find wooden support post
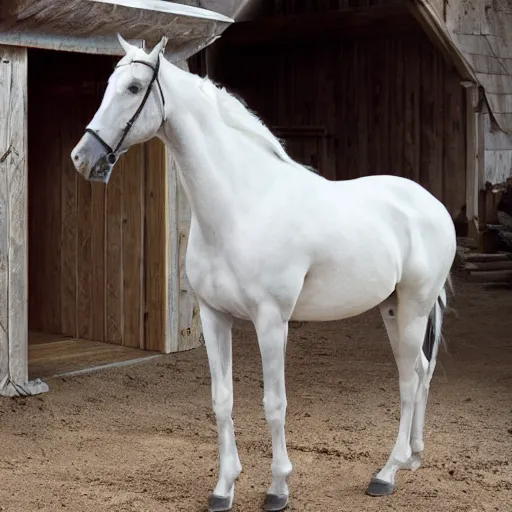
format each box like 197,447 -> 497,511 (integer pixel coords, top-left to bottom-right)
164,59 -> 202,354
464,84 -> 482,238
0,45 -> 48,396
475,92 -> 487,249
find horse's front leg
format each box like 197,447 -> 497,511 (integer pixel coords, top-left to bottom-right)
199,301 -> 241,512
255,307 -> 292,512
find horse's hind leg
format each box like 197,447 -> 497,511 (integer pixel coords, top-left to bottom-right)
367,292 -> 430,496
409,351 -> 429,463
376,294 -> 428,470
199,301 -> 241,512
410,287 -> 446,461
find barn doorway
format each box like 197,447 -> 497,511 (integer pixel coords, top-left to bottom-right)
27,49 -> 168,379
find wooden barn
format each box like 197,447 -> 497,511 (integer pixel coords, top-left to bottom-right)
0,0 -> 234,396
3,0 -> 512,396
190,0 -> 512,249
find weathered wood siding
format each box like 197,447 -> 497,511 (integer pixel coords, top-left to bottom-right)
483,105 -> 512,186
0,45 -> 29,390
27,50 -> 167,351
422,0 -> 512,135
211,29 -> 466,217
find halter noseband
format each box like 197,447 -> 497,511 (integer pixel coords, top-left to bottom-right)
85,56 -> 165,165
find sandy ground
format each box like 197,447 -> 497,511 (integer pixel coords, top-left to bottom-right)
0,276 -> 511,512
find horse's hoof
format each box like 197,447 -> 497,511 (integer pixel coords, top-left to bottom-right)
208,494 -> 233,512
404,453 -> 422,472
263,493 -> 289,511
366,477 -> 395,497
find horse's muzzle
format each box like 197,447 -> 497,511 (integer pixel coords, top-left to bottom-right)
71,131 -> 116,184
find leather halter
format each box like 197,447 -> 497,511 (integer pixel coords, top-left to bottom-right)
85,56 -> 165,165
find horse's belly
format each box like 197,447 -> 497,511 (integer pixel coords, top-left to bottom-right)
291,268 -> 396,322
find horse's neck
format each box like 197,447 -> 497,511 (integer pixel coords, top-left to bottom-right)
160,111 -> 234,231
157,62 -> 274,238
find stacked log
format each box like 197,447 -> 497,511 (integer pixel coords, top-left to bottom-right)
462,252 -> 512,284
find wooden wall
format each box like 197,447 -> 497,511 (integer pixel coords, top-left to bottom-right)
242,0 -> 394,17
27,49 -> 167,351
483,104 -> 512,186
271,0 -> 394,15
205,9 -> 467,218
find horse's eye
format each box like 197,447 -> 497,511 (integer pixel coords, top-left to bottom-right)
128,85 -> 140,94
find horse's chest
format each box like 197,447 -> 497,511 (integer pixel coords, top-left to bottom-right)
186,248 -> 249,317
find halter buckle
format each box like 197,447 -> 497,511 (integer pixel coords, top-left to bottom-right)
106,152 -> 118,165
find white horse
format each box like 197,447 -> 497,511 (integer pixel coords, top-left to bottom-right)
71,35 -> 456,512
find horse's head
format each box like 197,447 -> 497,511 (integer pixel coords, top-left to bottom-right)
71,34 -> 168,182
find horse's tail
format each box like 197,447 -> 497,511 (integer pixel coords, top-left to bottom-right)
422,275 -> 452,386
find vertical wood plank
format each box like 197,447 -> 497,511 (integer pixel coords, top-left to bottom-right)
404,35 -> 420,183
105,154 -> 123,345
369,38 -> 385,176
28,90 -> 62,335
27,88 -> 44,333
465,87 -> 477,223
321,45 -> 337,180
91,182 -> 106,341
76,177 -> 93,340
334,40 -> 347,180
176,165 -> 202,352
389,37 -> 405,178
121,145 -> 145,349
356,39 -> 369,177
144,138 -> 167,352
60,95 -> 78,337
345,40 -> 359,179
443,68 -> 466,217
0,46 -> 29,389
420,38 -> 443,200
167,147 -> 179,354
0,53 -> 11,388
380,38 -> 391,175
6,47 -> 28,384
44,107 -> 62,335
476,107 -> 486,231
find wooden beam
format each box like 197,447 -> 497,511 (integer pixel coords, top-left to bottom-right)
476,94 -> 486,233
0,45 -> 48,396
467,269 -> 512,283
465,260 -> 512,271
221,4 -> 418,46
465,86 -> 479,224
0,31 -> 144,56
406,0 -> 475,82
465,252 -> 512,263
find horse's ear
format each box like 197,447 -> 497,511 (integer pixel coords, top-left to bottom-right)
117,33 -> 136,54
148,36 -> 168,62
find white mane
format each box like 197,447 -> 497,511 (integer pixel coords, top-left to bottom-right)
198,78 -> 314,172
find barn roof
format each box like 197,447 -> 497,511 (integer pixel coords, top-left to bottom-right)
419,0 -> 512,135
0,0 -> 235,59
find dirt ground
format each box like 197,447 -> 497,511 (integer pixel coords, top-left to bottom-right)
0,276 -> 511,512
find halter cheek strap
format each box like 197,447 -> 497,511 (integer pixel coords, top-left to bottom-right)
85,56 -> 165,165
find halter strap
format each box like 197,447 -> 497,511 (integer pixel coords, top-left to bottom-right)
85,56 -> 165,165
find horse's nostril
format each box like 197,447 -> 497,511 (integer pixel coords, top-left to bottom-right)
73,155 -> 79,161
